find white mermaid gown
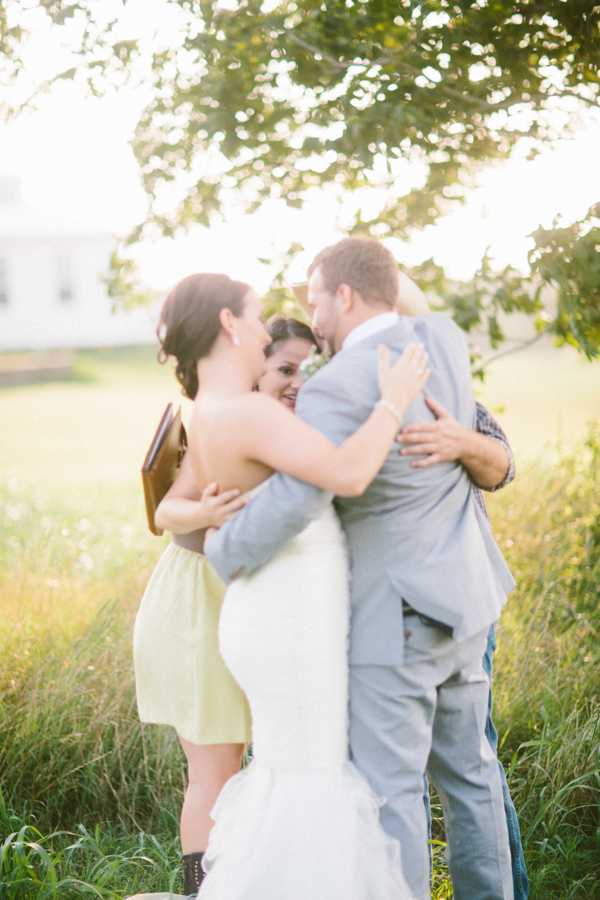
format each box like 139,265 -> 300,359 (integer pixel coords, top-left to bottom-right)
199,503 -> 412,900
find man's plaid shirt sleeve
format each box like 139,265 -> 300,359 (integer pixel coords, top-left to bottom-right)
472,402 -> 516,519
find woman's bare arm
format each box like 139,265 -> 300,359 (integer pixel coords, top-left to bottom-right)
230,344 -> 430,497
155,453 -> 249,533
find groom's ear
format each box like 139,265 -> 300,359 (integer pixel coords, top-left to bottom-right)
337,282 -> 354,315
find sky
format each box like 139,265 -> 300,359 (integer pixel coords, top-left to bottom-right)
1,3 -> 600,294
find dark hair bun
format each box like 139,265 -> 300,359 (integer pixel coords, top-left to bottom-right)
158,273 -> 250,399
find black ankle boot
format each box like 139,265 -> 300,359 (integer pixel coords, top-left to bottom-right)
182,851 -> 205,897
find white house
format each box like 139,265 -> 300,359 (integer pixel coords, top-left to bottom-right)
0,173 -> 158,351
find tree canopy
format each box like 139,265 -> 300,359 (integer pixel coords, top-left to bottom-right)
128,0 -> 600,241
408,203 -> 600,374
2,0 -> 600,365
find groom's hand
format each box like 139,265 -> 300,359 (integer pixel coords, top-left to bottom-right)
396,396 -> 468,467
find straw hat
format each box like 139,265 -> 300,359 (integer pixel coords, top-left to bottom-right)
289,282 -> 310,315
397,271 -> 430,316
289,272 -> 430,318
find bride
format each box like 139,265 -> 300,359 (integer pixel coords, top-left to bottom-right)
158,272 -> 428,900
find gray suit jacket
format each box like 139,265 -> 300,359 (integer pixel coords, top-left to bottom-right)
205,313 -> 515,665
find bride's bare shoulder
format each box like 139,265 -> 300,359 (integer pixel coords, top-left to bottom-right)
220,391 -> 276,409
202,391 -> 286,426
233,391 -> 287,423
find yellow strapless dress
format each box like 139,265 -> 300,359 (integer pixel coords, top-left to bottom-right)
133,542 -> 252,745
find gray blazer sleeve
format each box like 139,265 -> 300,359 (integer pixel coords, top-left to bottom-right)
204,367 -> 358,584
204,473 -> 332,584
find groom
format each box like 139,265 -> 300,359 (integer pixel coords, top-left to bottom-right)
206,237 -> 516,900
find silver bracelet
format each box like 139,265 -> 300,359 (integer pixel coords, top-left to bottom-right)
375,398 -> 403,427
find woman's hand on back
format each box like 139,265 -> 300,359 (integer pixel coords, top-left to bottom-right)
377,343 -> 430,423
155,485 -> 248,533
199,482 -> 250,527
154,452 -> 249,533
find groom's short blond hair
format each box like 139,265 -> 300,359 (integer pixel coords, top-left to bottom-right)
308,237 -> 399,310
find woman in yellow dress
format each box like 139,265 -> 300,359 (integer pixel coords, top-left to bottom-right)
133,293 -> 317,896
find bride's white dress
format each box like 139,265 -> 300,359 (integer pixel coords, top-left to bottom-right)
199,504 -> 412,900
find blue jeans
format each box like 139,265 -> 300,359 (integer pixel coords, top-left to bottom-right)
424,623 -> 529,899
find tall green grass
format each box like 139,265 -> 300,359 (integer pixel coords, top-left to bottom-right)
0,791 -> 182,899
0,483 -> 184,836
488,427 -> 600,898
1,430 -> 600,898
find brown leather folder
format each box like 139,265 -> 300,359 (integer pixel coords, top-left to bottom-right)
142,403 -> 187,536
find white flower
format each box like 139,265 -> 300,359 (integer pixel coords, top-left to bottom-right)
299,346 -> 331,381
78,552 -> 94,572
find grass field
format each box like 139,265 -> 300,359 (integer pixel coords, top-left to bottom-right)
0,346 -> 192,486
1,345 -> 600,898
474,339 -> 600,463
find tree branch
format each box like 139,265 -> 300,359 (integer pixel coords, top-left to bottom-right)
283,29 -> 349,69
556,89 -> 600,109
471,323 -> 555,377
281,28 -> 563,116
